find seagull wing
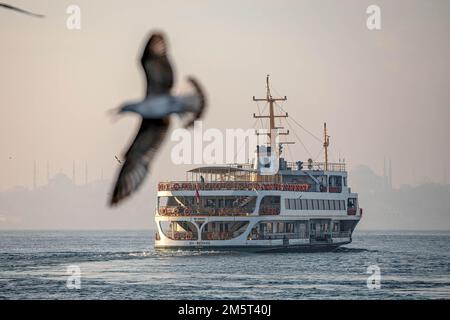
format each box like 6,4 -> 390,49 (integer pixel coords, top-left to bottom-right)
141,33 -> 174,96
0,3 -> 44,17
182,77 -> 207,128
110,118 -> 169,206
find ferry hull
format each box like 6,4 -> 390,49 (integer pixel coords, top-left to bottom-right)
154,239 -> 352,253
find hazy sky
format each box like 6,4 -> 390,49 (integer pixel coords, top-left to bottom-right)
1,0 -> 450,193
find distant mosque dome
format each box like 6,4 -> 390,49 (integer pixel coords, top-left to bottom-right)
48,173 -> 73,187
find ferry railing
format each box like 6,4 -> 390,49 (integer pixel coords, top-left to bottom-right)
163,231 -> 197,241
248,231 -> 351,241
250,232 -> 309,240
158,206 -> 252,217
158,181 -> 310,192
201,232 -> 234,241
258,206 -> 281,216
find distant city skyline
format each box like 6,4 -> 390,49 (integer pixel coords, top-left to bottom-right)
1,162 -> 448,230
10,154 -> 449,193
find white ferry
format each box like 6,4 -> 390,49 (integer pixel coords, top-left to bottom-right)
155,76 -> 362,252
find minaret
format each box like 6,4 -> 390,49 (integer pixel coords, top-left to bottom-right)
72,161 -> 76,184
46,161 -> 50,184
33,160 -> 37,189
388,158 -> 393,189
85,161 -> 88,185
383,157 -> 387,187
442,164 -> 447,185
444,164 -> 448,185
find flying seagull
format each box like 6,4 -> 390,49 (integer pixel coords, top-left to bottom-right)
110,32 -> 206,206
0,3 -> 45,18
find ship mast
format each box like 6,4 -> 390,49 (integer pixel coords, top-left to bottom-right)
253,75 -> 289,153
323,122 -> 330,171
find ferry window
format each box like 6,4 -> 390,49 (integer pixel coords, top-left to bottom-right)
158,196 -> 169,207
328,175 -> 343,187
301,199 -> 307,210
158,196 -> 182,207
343,177 -> 347,187
330,200 -> 335,210
159,221 -> 198,240
341,200 -> 346,210
348,198 -> 357,208
277,222 -> 283,233
286,199 -> 290,210
333,222 -> 340,232
324,200 -> 329,210
260,196 -> 281,215
289,199 -> 295,210
307,199 -> 313,210
261,196 -> 280,205
318,200 -> 324,210
286,223 -> 294,233
295,199 -> 301,210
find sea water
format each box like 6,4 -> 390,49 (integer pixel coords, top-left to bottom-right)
0,230 -> 448,299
